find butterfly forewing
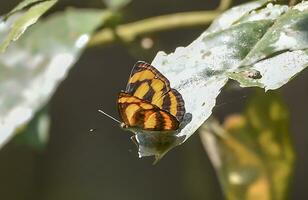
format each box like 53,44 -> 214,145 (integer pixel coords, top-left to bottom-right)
126,61 -> 170,100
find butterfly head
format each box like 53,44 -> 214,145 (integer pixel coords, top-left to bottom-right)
119,123 -> 143,133
120,122 -> 128,129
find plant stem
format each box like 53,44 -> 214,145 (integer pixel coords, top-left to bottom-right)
88,0 -> 232,47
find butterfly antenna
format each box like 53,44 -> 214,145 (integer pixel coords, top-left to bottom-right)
98,109 -> 121,124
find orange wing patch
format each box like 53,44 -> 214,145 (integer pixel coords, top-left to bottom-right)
118,93 -> 179,131
130,70 -> 155,83
118,61 -> 185,132
133,82 -> 150,99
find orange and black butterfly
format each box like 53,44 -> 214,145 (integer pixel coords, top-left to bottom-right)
117,61 -> 185,132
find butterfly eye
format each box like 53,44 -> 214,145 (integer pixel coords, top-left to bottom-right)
120,122 -> 128,129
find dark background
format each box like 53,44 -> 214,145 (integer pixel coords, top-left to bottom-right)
0,0 -> 307,199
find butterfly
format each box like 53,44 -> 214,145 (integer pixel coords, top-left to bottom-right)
117,61 -> 186,132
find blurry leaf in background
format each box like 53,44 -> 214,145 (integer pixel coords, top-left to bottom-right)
200,90 -> 295,200
13,105 -> 50,151
132,0 -> 307,160
0,0 -> 58,52
0,9 -> 108,149
4,0 -> 48,19
102,0 -> 131,10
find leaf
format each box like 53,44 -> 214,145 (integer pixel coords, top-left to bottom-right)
229,50 -> 308,90
0,0 -> 58,52
199,90 -> 295,200
206,0 -> 269,33
4,0 -> 45,19
13,106 -> 50,150
102,0 -> 131,10
0,9 -> 108,149
129,1 -> 307,160
229,1 -> 308,90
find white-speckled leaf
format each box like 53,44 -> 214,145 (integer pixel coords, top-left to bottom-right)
0,0 -> 57,52
242,2 -> 308,65
132,1 -> 308,160
207,0 -> 269,33
0,9 -> 107,148
229,1 -> 308,90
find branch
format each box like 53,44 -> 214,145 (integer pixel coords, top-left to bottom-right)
88,0 -> 232,47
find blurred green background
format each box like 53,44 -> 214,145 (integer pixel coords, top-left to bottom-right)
0,0 -> 308,200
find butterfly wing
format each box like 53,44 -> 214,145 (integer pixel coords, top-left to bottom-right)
142,109 -> 179,131
125,61 -> 170,101
118,92 -> 179,131
151,88 -> 185,122
125,61 -> 185,122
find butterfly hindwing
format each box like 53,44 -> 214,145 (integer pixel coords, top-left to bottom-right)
152,89 -> 186,122
143,110 -> 179,131
118,92 -> 179,131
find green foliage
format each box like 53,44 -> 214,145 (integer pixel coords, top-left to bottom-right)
0,0 -> 57,52
200,90 -> 295,200
0,0 -> 305,199
0,9 -> 107,149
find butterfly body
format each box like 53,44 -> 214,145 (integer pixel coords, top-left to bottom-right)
117,61 -> 185,133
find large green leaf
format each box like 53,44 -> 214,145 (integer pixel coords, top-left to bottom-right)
0,9 -> 107,148
129,1 -> 307,160
199,91 -> 295,200
0,0 -> 58,52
